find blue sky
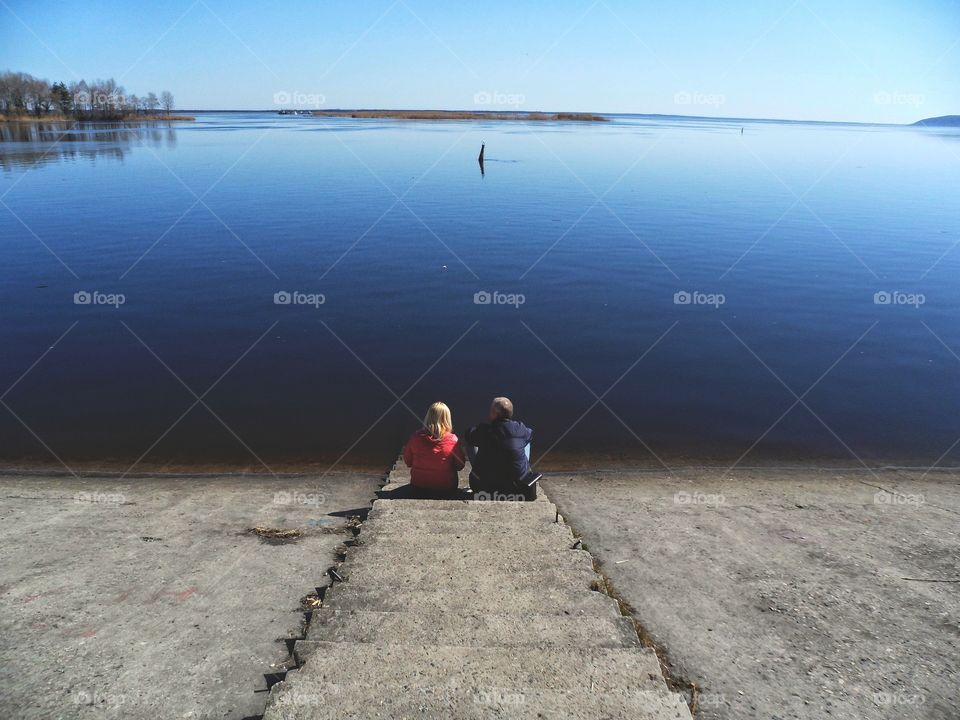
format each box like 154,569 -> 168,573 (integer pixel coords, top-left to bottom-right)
2,0 -> 958,122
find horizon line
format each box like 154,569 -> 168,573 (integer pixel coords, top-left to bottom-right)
171,108 -> 955,127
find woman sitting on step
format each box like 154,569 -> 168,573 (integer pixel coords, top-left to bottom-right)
402,401 -> 466,494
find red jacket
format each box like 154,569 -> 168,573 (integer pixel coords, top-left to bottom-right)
403,430 -> 465,491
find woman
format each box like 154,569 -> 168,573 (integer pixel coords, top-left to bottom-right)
403,401 -> 465,493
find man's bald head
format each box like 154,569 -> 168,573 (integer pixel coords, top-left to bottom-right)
491,396 -> 514,421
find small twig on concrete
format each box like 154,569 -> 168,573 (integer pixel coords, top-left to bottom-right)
901,577 -> 960,583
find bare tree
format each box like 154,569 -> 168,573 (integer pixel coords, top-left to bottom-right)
0,72 -> 15,114
0,69 -> 173,120
30,79 -> 53,115
1,72 -> 30,113
70,80 -> 89,113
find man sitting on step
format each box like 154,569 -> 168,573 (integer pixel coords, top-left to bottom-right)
466,396 -> 539,501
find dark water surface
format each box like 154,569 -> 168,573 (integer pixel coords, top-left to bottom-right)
1,113 -> 959,472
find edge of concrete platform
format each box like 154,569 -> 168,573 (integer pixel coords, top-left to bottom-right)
547,490 -> 699,712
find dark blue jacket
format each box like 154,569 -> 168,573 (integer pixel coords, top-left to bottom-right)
467,419 -> 532,491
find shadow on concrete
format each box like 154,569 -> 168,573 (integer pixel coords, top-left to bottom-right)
376,485 -> 474,502
329,507 -> 372,522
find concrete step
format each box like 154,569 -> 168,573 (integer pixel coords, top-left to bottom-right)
380,475 -> 410,492
357,519 -> 575,543
266,683 -> 691,720
363,512 -> 562,530
289,642 -> 668,693
380,481 -> 551,502
369,505 -> 558,519
354,525 -> 577,552
349,536 -> 579,557
389,458 -> 474,473
341,543 -> 597,575
298,609 -> 640,652
322,584 -> 619,616
362,513 -> 566,530
339,558 -> 598,588
263,455 -> 688,720
334,567 -> 597,597
371,497 -> 559,517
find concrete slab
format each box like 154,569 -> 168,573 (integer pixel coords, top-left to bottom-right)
265,684 -> 692,720
358,519 -> 575,542
322,585 -> 620,616
373,497 -> 553,511
544,469 -> 960,720
290,641 -> 667,692
0,473 -> 379,720
340,544 -> 598,575
301,609 -> 641,649
339,560 -> 598,588
365,511 -> 560,525
353,525 -> 577,550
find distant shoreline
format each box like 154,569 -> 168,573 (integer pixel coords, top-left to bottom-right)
134,109 -> 935,126
0,114 -> 195,123
310,110 -> 608,122
912,114 -> 960,127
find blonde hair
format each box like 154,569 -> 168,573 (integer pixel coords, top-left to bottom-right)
423,401 -> 453,439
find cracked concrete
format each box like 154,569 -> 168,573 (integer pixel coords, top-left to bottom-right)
543,467 -> 960,720
0,472 -> 378,719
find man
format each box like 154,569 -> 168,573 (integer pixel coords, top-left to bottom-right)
466,397 -> 537,500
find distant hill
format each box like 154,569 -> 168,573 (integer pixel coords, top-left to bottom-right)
913,115 -> 960,127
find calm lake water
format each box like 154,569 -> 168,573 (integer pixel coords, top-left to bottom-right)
1,113 -> 958,472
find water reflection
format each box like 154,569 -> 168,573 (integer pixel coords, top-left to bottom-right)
2,113 -> 959,469
0,121 -> 175,170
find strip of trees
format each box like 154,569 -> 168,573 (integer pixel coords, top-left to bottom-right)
0,71 -> 176,120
